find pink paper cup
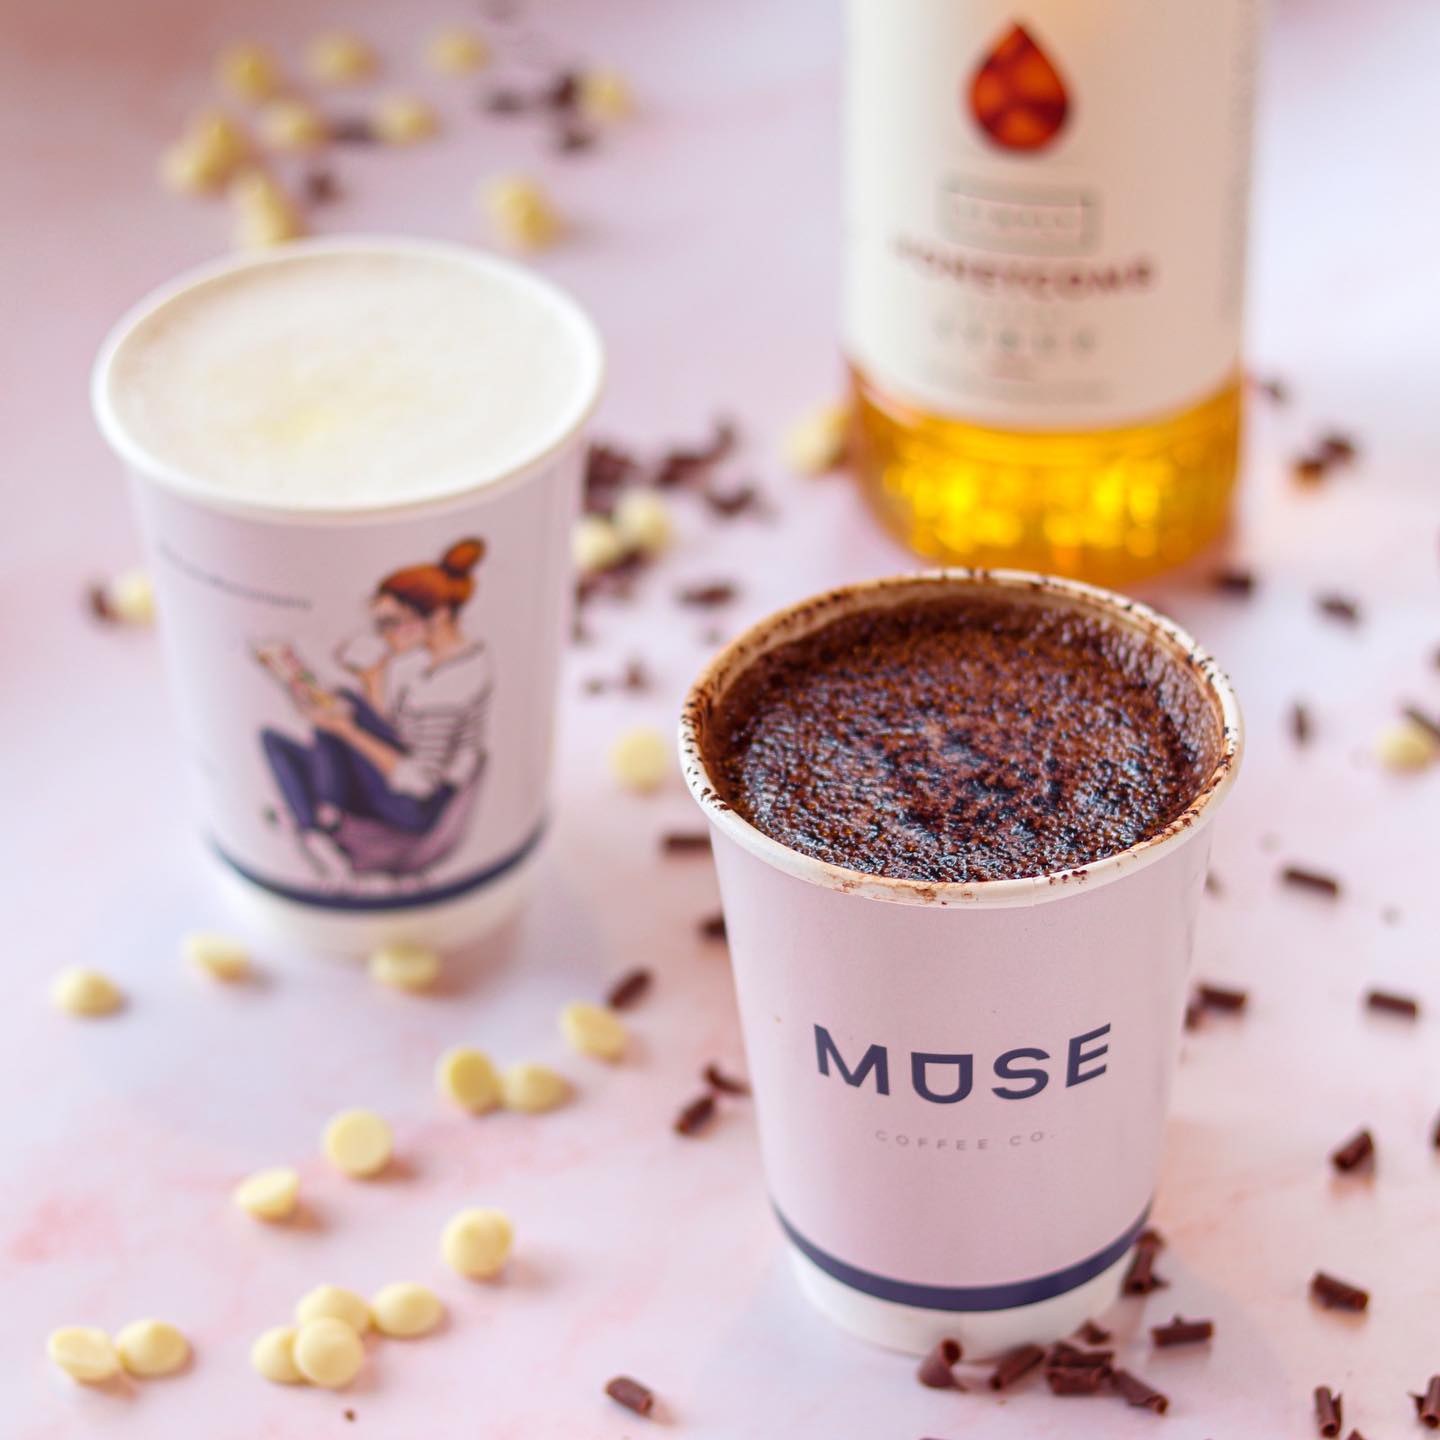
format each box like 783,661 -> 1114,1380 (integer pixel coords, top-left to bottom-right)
92,238 -> 603,952
680,570 -> 1242,1354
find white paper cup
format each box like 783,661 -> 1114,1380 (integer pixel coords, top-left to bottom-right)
93,238 -> 603,951
680,570 -> 1242,1354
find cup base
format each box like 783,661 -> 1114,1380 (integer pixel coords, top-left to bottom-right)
788,1245 -> 1127,1358
214,846 -> 539,954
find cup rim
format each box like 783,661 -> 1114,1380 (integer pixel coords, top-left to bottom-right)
90,235 -> 605,523
679,568 -> 1244,910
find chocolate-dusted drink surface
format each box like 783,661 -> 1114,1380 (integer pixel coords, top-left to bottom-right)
702,592 -> 1223,883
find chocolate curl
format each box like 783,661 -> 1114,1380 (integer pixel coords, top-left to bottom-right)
1122,1232 -> 1168,1296
605,1375 -> 655,1417
1197,983 -> 1248,1013
1282,865 -> 1342,898
661,831 -> 712,855
673,1093 -> 716,1137
1075,1319 -> 1111,1344
702,1062 -> 750,1096
1329,1129 -> 1375,1174
1314,1386 -> 1343,1437
1151,1314 -> 1214,1347
605,968 -> 652,1011
1046,1365 -> 1107,1395
1412,1376 -> 1440,1428
1309,1272 -> 1369,1312
916,1338 -> 963,1389
988,1343 -> 1045,1390
1111,1369 -> 1169,1414
1048,1341 -> 1114,1368
1365,989 -> 1420,1019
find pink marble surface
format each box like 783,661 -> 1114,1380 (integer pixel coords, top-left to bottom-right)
3,0 -> 1439,1435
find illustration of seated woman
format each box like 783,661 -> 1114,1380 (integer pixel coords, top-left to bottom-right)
259,538 -> 494,884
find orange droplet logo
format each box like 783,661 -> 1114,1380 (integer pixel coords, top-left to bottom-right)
968,23 -> 1069,152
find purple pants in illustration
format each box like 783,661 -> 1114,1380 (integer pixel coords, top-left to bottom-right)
262,691 -> 455,837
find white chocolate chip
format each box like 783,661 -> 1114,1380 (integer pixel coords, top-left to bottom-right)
1375,719 -> 1438,771
307,32 -> 376,85
613,489 -> 672,557
230,167 -> 305,247
184,931 -> 251,981
107,568 -> 156,625
250,1325 -> 303,1384
425,28 -> 491,74
322,1109 -> 393,1178
217,43 -> 282,102
233,1166 -> 300,1222
47,1326 -> 120,1384
441,1207 -> 513,1279
51,967 -> 123,1017
373,94 -> 440,145
608,727 -> 670,793
295,1284 -> 371,1336
482,175 -> 561,252
114,1319 -> 189,1378
292,1317 -> 364,1389
782,402 -> 851,475
370,1282 -> 444,1338
580,68 -> 633,123
259,98 -> 328,151
369,942 -> 441,991
559,1001 -> 628,1062
572,514 -> 628,574
500,1061 -> 569,1113
436,1046 -> 502,1113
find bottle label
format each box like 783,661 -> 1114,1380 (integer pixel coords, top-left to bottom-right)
844,0 -> 1259,430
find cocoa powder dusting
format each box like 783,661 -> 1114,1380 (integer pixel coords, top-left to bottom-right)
702,594 -> 1222,883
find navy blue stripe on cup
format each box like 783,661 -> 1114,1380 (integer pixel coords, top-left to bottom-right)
775,1203 -> 1151,1312
213,820 -> 545,913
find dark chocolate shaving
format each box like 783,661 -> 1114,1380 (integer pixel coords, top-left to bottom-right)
1329,1128 -> 1375,1173
1211,567 -> 1256,597
545,71 -> 580,110
583,441 -> 642,513
605,1375 -> 655,1417
1365,989 -> 1419,1019
1198,983 -> 1247,1013
1204,871 -> 1224,897
1151,1315 -> 1214,1347
653,418 -> 738,489
674,1093 -> 716,1136
1402,706 -> 1440,746
698,912 -> 726,942
703,482 -> 764,518
1183,998 -> 1204,1031
482,88 -> 531,115
1314,1385 -> 1343,1436
605,968 -> 652,1011
916,1337 -> 963,1389
1254,376 -> 1290,404
1413,1376 -> 1440,1427
303,169 -> 340,204
1294,453 -> 1328,484
1316,593 -> 1361,625
555,121 -> 595,153
988,1343 -> 1045,1390
1076,1319 -> 1111,1344
1291,702 -> 1312,745
677,581 -> 737,608
1111,1369 -> 1169,1414
702,1062 -> 749,1096
85,582 -> 116,623
330,117 -> 377,144
1319,433 -> 1357,464
661,831 -> 711,855
1282,866 -> 1341,898
1310,1271 -> 1368,1312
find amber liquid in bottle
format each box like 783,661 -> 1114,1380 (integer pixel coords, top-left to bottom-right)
844,3 -> 1258,583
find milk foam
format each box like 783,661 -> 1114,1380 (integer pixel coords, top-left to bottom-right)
103,244 -> 599,510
